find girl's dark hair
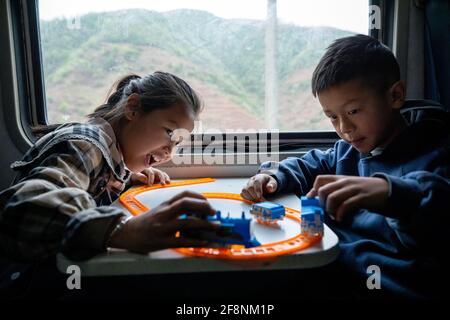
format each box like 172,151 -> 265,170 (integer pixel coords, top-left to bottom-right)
311,34 -> 400,97
87,71 -> 202,123
33,71 -> 202,138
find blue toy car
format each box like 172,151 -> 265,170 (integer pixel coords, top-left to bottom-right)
250,201 -> 285,225
300,196 -> 324,237
179,211 -> 260,248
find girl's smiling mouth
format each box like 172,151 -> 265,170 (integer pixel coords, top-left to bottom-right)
145,154 -> 159,167
145,153 -> 166,168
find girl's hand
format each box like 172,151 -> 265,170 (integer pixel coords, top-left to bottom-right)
131,168 -> 170,186
109,191 -> 219,252
306,175 -> 389,221
241,173 -> 278,202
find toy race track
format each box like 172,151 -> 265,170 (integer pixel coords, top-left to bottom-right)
119,178 -> 323,260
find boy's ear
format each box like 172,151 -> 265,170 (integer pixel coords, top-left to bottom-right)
389,80 -> 406,110
123,94 -> 142,121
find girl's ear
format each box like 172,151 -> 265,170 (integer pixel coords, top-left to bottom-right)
124,94 -> 141,121
389,80 -> 406,110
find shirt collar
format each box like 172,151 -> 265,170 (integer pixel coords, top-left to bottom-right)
368,146 -> 385,157
87,117 -> 131,179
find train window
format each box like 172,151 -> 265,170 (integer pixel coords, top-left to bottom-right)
38,0 -> 370,132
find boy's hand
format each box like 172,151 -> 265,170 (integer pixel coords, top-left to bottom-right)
306,175 -> 389,221
109,191 -> 219,252
131,168 -> 170,186
241,173 -> 278,202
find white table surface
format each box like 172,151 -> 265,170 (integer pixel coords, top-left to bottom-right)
57,178 -> 340,276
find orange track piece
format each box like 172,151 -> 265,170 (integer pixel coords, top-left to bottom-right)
119,179 -> 321,260
119,178 -> 216,215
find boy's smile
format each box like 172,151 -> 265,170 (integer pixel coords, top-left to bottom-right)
318,79 -> 407,154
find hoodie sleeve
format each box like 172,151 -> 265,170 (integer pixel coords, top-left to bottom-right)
258,143 -> 338,197
373,162 -> 450,249
0,139 -> 126,263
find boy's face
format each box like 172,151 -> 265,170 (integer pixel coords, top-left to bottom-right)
117,98 -> 195,173
318,79 -> 405,154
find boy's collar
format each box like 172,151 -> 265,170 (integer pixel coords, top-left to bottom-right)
366,146 -> 385,157
360,118 -> 447,159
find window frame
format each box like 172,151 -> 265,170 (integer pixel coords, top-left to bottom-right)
15,0 -> 390,157
3,0 -> 48,153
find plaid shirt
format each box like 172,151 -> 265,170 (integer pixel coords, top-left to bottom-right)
0,117 -> 131,262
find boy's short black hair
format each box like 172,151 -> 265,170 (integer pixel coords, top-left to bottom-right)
311,34 -> 400,97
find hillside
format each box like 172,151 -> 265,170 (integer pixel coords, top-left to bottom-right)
40,9 -> 353,131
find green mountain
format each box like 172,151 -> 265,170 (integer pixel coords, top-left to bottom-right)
39,9 -> 353,130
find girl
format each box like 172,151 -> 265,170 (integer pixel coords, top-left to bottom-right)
0,71 -> 217,263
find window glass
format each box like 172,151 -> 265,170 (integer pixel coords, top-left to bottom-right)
39,0 -> 369,131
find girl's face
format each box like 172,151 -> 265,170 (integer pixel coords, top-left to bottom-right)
116,97 -> 196,172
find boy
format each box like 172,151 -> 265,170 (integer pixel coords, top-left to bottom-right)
242,35 -> 450,298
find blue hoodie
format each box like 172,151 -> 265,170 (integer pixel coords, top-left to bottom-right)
259,102 -> 450,298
